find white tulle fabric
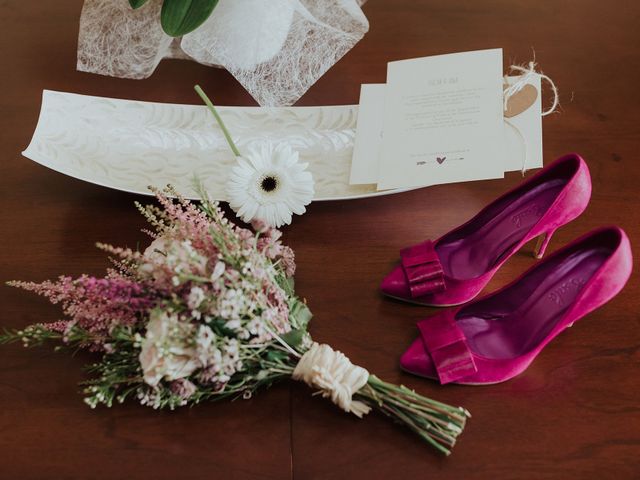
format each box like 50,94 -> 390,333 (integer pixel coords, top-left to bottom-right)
292,342 -> 371,418
77,0 -> 369,106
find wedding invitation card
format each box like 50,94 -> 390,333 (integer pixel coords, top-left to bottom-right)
350,49 -> 543,190
378,49 -> 505,190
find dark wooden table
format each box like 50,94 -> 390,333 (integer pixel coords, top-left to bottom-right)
1,1 -> 639,478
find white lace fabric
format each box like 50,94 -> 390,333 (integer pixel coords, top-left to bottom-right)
77,0 -> 369,106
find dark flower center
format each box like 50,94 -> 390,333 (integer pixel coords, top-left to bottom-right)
261,175 -> 278,193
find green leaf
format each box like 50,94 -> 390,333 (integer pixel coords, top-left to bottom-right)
161,0 -> 219,37
281,329 -> 306,349
266,350 -> 288,362
290,301 -> 313,329
129,0 -> 149,8
278,275 -> 295,296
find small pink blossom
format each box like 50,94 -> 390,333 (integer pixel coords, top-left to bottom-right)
10,275 -> 157,339
170,378 -> 197,400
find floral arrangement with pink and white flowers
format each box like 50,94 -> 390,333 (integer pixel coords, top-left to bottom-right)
2,185 -> 469,455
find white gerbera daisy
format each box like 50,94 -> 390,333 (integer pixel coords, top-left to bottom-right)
194,86 -> 314,227
226,141 -> 314,227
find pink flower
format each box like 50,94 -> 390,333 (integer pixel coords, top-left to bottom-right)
10,275 -> 157,339
139,310 -> 201,387
251,219 -> 270,234
170,379 -> 197,400
280,246 -> 296,277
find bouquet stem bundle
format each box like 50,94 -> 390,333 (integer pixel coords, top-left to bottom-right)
2,186 -> 468,455
359,376 -> 468,454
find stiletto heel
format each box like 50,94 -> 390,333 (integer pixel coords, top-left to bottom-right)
400,227 -> 633,385
533,229 -> 555,259
381,154 -> 592,307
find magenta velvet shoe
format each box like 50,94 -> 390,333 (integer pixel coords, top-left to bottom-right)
380,153 -> 592,307
400,226 -> 633,385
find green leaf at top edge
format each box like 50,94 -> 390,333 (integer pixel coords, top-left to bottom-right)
129,0 -> 150,9
161,0 -> 220,37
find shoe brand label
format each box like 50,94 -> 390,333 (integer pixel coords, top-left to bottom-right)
511,205 -> 542,228
548,277 -> 585,306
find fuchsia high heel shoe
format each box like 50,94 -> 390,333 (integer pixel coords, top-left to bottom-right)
380,154 -> 592,306
400,227 -> 632,385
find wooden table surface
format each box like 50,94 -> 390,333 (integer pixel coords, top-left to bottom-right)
1,1 -> 639,478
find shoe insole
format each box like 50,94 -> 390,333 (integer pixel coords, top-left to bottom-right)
456,247 -> 608,359
437,179 -> 565,279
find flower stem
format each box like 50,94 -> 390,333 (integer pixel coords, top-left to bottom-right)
356,375 -> 470,455
194,85 -> 241,157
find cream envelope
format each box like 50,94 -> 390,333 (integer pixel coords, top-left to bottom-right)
349,83 -> 385,185
503,74 -> 543,172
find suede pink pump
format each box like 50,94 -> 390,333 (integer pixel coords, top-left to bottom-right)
380,153 -> 592,307
400,226 -> 633,385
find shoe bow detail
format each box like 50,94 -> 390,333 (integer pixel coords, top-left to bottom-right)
417,311 -> 477,384
400,240 -> 445,298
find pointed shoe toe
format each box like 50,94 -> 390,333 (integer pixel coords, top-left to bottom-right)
400,337 -> 438,379
380,265 -> 411,299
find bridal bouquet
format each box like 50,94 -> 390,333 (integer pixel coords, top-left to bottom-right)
2,187 -> 469,455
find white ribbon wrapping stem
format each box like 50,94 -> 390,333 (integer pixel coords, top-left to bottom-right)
292,342 -> 371,418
